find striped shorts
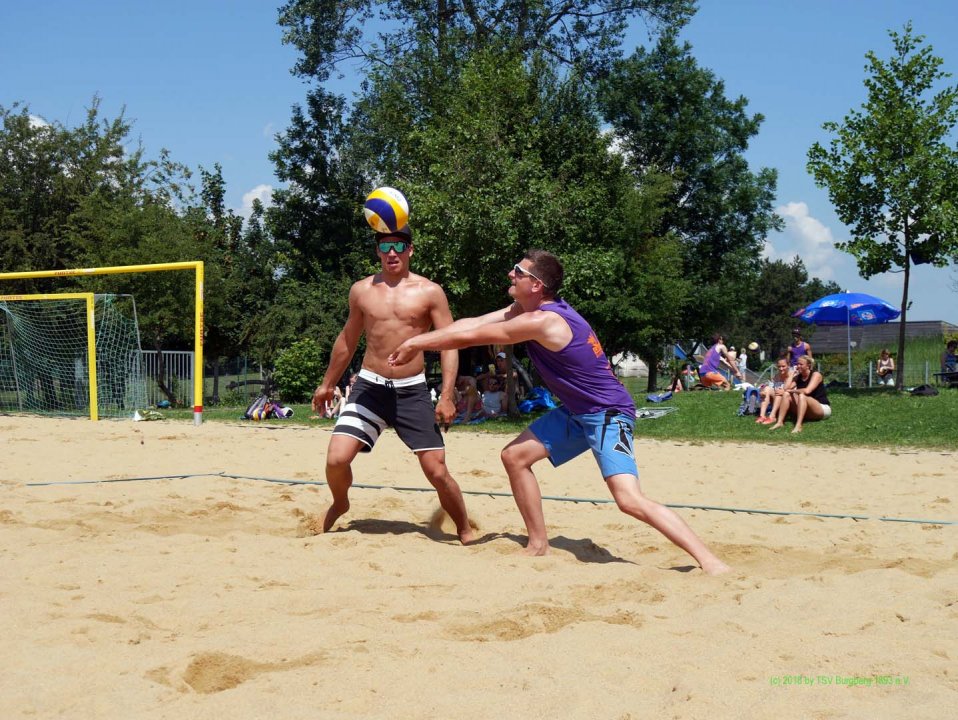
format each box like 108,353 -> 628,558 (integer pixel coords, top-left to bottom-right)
332,369 -> 443,453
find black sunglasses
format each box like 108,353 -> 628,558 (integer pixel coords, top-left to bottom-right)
378,240 -> 409,254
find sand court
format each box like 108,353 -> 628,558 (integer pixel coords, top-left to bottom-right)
1,416 -> 955,718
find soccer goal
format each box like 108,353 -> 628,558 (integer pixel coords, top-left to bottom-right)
0,293 -> 147,420
0,262 -> 205,424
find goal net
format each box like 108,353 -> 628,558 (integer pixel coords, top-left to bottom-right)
0,293 -> 147,419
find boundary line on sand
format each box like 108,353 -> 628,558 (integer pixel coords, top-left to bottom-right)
24,472 -> 958,526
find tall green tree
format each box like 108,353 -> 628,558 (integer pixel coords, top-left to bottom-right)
267,88 -> 367,285
352,40 -> 695,395
356,48 -> 634,312
726,258 -> 841,365
278,0 -> 692,82
597,30 -> 781,375
807,23 -> 958,389
0,99 -> 157,280
271,2 -> 693,378
0,98 -> 277,403
264,86 -> 372,367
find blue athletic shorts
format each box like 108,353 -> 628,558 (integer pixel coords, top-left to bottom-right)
528,406 -> 637,479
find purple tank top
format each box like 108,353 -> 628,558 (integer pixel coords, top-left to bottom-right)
525,299 -> 635,416
788,341 -> 805,367
700,344 -> 722,374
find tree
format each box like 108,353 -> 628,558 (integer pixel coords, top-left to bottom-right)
272,4 -> 687,394
271,0 -> 693,292
358,48 -> 635,312
264,85 -> 373,368
267,87 -> 368,285
597,30 -> 781,379
0,99 -> 158,281
278,0 -> 693,83
727,258 -> 841,364
807,23 -> 958,390
0,98 -> 275,404
272,3 -> 787,395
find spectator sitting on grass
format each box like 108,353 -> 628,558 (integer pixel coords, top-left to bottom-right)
942,340 -> 957,373
756,357 -> 793,424
877,349 -> 895,386
478,376 -> 508,418
453,375 -> 482,423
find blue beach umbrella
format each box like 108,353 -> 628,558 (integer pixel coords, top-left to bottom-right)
793,291 -> 901,387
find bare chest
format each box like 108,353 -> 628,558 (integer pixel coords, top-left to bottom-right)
360,282 -> 432,331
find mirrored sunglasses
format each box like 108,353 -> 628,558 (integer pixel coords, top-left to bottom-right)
378,240 -> 409,254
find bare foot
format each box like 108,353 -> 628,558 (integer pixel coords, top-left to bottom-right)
429,508 -> 479,545
298,513 -> 325,536
322,499 -> 349,533
521,541 -> 550,556
791,426 -> 803,434
701,559 -> 732,576
459,525 -> 478,545
768,423 -> 783,431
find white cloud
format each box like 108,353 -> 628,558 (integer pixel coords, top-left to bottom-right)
262,122 -> 275,138
767,201 -> 843,281
238,184 -> 274,220
765,202 -> 920,309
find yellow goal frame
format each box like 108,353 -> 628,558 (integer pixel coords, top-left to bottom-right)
0,293 -> 100,420
0,262 -> 204,424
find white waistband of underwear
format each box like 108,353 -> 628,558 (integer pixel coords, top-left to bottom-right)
358,368 -> 426,388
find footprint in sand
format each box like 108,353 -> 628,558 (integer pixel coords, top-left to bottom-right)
148,651 -> 326,694
465,469 -> 494,478
446,602 -> 642,641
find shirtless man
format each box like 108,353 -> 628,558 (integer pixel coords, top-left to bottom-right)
310,223 -> 475,543
389,249 -> 728,574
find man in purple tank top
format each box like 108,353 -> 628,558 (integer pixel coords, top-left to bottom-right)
388,249 -> 729,575
788,329 -> 812,368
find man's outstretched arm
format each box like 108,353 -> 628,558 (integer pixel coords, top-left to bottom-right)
389,307 -> 566,367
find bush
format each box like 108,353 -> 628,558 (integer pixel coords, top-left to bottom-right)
272,338 -> 324,402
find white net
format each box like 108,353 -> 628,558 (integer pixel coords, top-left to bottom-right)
0,294 -> 147,418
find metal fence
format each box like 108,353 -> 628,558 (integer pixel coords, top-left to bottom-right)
744,360 -> 944,389
139,354 -> 275,408
141,350 -> 194,407
863,360 -> 940,388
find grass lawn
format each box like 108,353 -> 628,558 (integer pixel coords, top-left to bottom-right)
163,385 -> 957,450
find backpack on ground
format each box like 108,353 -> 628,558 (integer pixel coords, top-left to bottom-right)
911,384 -> 939,397
244,394 -> 275,420
646,391 -> 673,403
518,386 -> 556,413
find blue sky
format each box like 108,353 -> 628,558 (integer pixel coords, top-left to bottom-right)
2,1 -> 956,322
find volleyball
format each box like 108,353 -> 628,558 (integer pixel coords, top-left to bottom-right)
251,407 -> 268,421
364,187 -> 409,234
748,341 -> 759,351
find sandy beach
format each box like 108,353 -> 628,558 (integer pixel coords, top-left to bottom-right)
1,415 -> 955,719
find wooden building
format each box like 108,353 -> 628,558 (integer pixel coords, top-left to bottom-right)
806,321 -> 958,354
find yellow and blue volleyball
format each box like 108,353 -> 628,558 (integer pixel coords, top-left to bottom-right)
364,187 -> 409,234
251,407 -> 267,421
